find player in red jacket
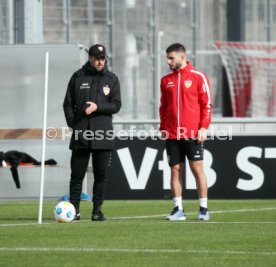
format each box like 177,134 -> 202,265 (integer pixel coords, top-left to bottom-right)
159,43 -> 212,221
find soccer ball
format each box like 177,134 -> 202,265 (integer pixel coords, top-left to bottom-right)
53,201 -> 76,223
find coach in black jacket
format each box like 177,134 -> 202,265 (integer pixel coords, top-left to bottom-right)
63,44 -> 121,221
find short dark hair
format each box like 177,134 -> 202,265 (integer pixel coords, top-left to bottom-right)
166,43 -> 186,54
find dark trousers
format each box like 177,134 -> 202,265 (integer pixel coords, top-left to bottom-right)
69,149 -> 111,213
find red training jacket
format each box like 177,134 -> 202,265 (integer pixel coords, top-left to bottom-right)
159,62 -> 212,139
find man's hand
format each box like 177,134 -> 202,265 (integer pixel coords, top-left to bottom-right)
197,127 -> 207,143
85,101 -> 98,115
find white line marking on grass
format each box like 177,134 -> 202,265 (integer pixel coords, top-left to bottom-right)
210,207 -> 276,214
186,250 -> 276,256
0,247 -> 181,254
0,207 -> 275,227
0,222 -> 53,227
1,220 -> 275,227
110,207 -> 276,220
185,250 -> 276,256
183,222 -> 276,224
111,214 -> 167,220
0,247 -> 275,256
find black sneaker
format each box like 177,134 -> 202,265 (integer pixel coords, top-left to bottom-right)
70,201 -> 80,220
198,206 -> 209,221
91,207 -> 106,221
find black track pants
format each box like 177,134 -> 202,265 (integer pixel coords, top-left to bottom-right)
69,149 -> 111,213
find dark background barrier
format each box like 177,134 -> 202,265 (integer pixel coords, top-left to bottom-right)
106,136 -> 276,199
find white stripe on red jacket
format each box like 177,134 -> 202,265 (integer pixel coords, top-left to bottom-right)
159,62 -> 212,139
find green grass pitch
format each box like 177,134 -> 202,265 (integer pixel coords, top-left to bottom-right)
0,199 -> 275,267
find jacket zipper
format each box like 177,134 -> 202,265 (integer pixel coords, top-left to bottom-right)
177,71 -> 181,127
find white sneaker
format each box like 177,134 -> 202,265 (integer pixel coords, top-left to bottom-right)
166,206 -> 187,221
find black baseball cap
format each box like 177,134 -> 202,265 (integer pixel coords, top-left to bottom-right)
88,44 -> 106,58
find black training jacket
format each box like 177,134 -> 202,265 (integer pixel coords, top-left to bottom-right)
63,62 -> 121,150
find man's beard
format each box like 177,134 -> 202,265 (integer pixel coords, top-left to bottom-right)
95,65 -> 104,71
170,62 -> 182,70
91,64 -> 106,73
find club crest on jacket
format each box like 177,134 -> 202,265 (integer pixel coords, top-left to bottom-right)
184,80 -> 192,88
103,85 -> 110,95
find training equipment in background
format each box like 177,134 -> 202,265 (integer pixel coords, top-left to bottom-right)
60,192 -> 92,201
215,42 -> 276,117
53,201 -> 76,223
0,150 -> 57,189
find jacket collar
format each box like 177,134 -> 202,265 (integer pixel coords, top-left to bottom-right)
173,61 -> 192,74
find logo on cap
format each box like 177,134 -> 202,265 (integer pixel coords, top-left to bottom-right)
98,46 -> 103,51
